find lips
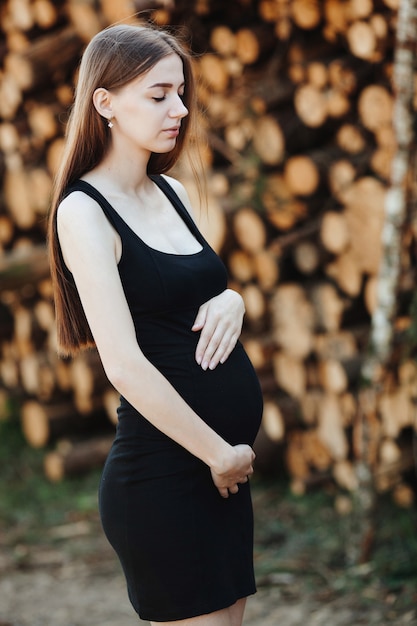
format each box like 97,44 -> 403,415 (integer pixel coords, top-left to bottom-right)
164,126 -> 180,135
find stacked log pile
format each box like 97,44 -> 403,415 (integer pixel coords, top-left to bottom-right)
0,0 -> 415,505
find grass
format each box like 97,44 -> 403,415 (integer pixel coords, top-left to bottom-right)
251,476 -> 417,615
0,415 -> 100,537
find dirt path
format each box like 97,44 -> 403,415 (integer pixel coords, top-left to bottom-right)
1,482 -> 416,626
0,532 -> 416,626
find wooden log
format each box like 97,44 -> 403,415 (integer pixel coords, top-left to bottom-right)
324,0 -> 348,38
346,20 -> 378,61
262,400 -> 285,443
0,67 -> 23,120
0,121 -> 20,153
227,249 -> 254,284
371,145 -> 395,180
292,241 -> 321,275
69,350 -> 109,415
314,330 -> 358,361
348,0 -> 374,20
271,283 -> 314,359
102,388 -> 119,425
21,399 -> 107,448
33,0 -> 58,29
382,0 -> 399,9
299,389 -> 321,425
210,25 -> 236,56
358,84 -> 394,132
336,124 -> 366,154
3,0 -> 35,31
4,160 -> 36,229
320,210 -> 350,255
302,429 -> 333,471
328,159 -> 356,200
284,155 -> 320,197
294,84 -> 328,128
392,483 -> 415,508
235,25 -> 276,65
252,115 -> 285,165
272,352 -> 306,399
326,87 -> 351,119
241,284 -> 266,324
378,388 -> 414,439
46,137 -> 65,176
0,244 -> 49,290
306,61 -> 328,89
224,119 -> 254,152
262,174 -> 307,231
4,27 -> 83,91
291,0 -> 322,30
253,249 -> 279,290
232,207 -> 267,254
0,215 -> 14,247
198,54 -> 230,93
309,282 -> 345,333
317,393 -> 349,460
27,103 -> 58,143
327,59 -> 358,95
43,434 -> 114,482
317,358 -> 348,394
285,431 -> 310,480
66,0 -> 103,42
242,333 -> 276,370
333,460 -> 358,490
340,177 -> 386,275
325,247 -> 363,297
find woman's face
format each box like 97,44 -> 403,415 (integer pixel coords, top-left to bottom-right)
108,53 -> 189,155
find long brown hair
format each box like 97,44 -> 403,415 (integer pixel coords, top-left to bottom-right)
48,23 -> 200,356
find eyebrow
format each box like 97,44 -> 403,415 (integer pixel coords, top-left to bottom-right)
147,82 -> 185,89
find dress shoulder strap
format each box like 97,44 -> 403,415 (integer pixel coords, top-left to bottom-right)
149,175 -> 202,239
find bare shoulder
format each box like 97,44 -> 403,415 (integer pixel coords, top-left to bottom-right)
57,190 -> 107,230
57,190 -> 118,272
160,174 -> 195,218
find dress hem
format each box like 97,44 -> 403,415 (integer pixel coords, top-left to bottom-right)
137,587 -> 257,622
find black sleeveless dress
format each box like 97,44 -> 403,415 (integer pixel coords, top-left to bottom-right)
66,176 -> 263,622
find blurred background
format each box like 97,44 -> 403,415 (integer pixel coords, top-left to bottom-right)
0,0 -> 416,624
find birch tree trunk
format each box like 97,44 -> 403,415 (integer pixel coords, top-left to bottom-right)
349,0 -> 417,565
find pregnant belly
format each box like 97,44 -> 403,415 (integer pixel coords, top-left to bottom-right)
117,341 -> 263,448
186,341 -> 263,446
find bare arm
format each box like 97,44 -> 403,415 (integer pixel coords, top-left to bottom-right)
57,192 -> 254,497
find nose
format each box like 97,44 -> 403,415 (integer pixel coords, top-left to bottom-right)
170,94 -> 188,119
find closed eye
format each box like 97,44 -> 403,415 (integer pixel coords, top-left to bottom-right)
152,96 -> 166,102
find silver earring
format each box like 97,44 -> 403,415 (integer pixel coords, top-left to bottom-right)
108,118 -> 114,128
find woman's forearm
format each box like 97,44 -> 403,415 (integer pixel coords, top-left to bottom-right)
105,351 -> 233,471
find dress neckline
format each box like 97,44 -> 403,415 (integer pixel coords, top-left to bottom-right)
74,176 -> 206,258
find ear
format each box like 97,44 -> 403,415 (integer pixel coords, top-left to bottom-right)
93,87 -> 113,120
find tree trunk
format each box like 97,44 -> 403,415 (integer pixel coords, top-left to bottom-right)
351,0 -> 417,565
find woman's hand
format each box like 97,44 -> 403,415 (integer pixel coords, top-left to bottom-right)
192,289 -> 245,370
210,444 -> 255,499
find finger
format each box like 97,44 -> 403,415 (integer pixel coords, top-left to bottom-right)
191,304 -> 208,332
194,318 -> 219,366
211,332 -> 239,368
228,484 -> 239,495
197,326 -> 225,370
218,487 -> 229,498
203,326 -> 238,370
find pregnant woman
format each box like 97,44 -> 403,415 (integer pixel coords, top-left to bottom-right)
48,23 -> 263,626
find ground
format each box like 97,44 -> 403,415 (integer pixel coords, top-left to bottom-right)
0,473 -> 416,626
